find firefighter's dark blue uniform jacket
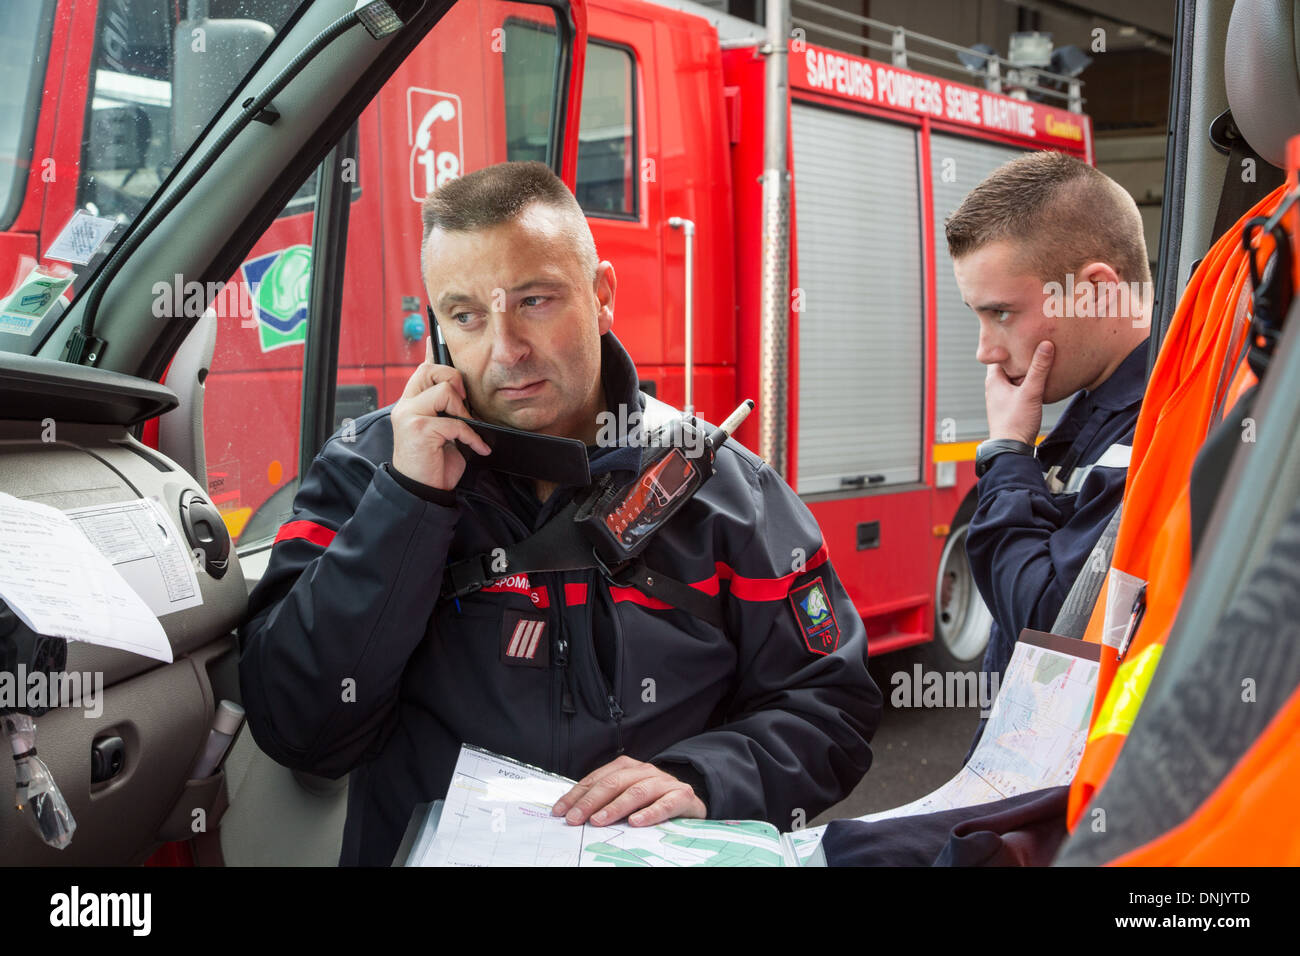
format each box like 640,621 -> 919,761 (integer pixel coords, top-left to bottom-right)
239,332 -> 881,865
967,339 -> 1149,681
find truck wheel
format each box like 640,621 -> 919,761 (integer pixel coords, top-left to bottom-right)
927,519 -> 993,673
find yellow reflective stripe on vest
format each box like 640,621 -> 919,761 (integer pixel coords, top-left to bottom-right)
1088,643 -> 1164,742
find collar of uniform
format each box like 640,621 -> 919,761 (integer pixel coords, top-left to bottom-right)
585,330 -> 647,481
1084,338 -> 1149,411
1038,339 -> 1149,458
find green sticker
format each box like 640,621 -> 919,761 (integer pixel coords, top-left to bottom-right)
240,245 -> 312,353
0,267 -> 74,336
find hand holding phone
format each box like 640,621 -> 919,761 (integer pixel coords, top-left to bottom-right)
390,334 -> 490,491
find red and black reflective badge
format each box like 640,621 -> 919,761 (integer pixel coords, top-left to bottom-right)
788,577 -> 841,655
501,609 -> 549,668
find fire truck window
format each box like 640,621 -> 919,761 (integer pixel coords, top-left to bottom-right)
0,1 -> 55,233
502,18 -> 562,164
575,43 -> 636,218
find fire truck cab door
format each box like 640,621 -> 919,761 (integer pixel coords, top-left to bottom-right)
579,4 -> 664,381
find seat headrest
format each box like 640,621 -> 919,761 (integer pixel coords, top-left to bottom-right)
1225,0 -> 1300,168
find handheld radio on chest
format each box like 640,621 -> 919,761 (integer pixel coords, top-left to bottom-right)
574,399 -> 754,565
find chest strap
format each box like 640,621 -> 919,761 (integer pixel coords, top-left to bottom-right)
441,395 -> 761,632
441,495 -> 725,628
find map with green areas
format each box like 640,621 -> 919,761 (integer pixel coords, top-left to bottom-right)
1032,651 -> 1071,685
418,746 -> 800,866
582,819 -> 785,867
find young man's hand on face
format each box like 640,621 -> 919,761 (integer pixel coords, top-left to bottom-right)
985,339 -> 1055,445
390,336 -> 492,491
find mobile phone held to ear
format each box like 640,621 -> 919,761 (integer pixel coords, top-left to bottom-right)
442,413 -> 591,487
429,306 -> 453,368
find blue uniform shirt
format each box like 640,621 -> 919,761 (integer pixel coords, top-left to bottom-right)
967,338 -> 1149,683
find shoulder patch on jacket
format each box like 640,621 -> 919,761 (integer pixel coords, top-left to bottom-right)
789,577 -> 841,655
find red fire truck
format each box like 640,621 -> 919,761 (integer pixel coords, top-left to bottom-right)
3,0 -> 1092,670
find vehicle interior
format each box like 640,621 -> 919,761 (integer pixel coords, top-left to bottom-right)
0,0 -> 1297,866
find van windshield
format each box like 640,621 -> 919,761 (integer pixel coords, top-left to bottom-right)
0,0 -> 306,353
78,1 -> 307,240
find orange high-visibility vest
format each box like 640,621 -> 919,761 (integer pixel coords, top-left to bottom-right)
1065,180 -> 1291,835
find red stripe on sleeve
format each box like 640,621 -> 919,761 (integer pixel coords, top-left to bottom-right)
716,543 -> 830,601
274,520 -> 337,548
606,548 -> 821,613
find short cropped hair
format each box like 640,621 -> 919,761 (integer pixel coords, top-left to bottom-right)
944,150 -> 1151,289
419,161 -> 598,278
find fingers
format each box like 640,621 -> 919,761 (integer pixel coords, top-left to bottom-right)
553,755 -> 637,818
552,759 -> 704,828
1021,340 -> 1055,395
404,378 -> 472,420
591,774 -> 679,826
397,383 -> 490,456
627,786 -> 706,828
404,362 -> 467,402
562,767 -> 660,826
437,416 -> 492,457
552,783 -> 588,818
401,341 -> 466,401
984,362 -> 1015,404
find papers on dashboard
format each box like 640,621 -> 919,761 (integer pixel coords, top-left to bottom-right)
0,493 -> 182,662
64,497 -> 203,619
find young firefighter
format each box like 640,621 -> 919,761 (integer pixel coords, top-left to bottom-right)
947,151 -> 1151,692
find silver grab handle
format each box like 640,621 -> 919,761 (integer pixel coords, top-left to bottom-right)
668,216 -> 696,416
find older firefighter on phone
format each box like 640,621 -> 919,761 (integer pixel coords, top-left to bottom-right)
238,161 -> 881,866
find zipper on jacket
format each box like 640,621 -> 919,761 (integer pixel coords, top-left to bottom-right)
607,694 -> 624,757
606,582 -> 627,757
553,629 -> 571,771
558,637 -> 576,775
465,488 -> 621,760
553,565 -> 577,775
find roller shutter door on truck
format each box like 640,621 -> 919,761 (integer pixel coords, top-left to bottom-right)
791,102 -> 924,496
930,133 -> 1068,442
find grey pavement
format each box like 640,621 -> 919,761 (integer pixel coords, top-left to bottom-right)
809,655 -> 983,826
